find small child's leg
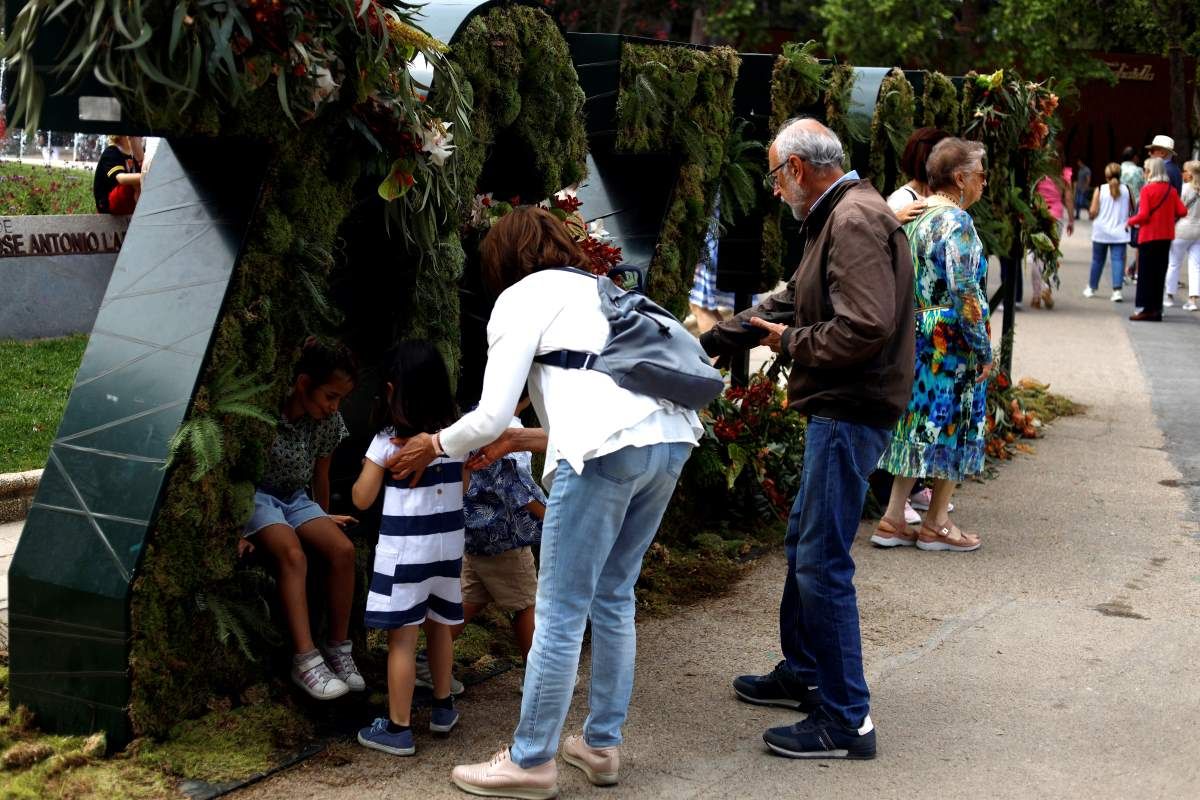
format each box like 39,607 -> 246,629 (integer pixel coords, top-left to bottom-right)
512,605 -> 535,661
252,524 -> 314,654
387,627 -> 421,726
296,517 -> 356,642
424,621 -> 455,700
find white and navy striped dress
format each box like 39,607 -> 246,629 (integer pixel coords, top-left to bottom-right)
363,432 -> 465,629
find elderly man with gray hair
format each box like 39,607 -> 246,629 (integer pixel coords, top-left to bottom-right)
700,117 -> 915,759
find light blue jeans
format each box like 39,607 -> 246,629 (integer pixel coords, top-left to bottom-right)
510,442 -> 692,767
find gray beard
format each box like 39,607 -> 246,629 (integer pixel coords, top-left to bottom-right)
789,201 -> 805,221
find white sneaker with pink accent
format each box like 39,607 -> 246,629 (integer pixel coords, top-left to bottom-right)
291,652 -> 349,700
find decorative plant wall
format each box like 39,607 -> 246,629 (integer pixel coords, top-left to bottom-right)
824,63 -> 861,170
3,0 -> 472,736
869,67 -> 916,194
615,41 -> 740,313
921,70 -> 961,131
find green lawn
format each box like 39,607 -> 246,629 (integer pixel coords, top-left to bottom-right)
0,160 -> 95,215
0,335 -> 88,473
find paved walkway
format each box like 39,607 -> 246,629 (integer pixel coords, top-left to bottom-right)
233,223 -> 1199,798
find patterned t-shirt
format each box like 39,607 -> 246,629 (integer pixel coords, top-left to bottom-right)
260,411 -> 348,496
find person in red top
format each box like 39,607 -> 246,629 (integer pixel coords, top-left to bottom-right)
1127,157 -> 1188,321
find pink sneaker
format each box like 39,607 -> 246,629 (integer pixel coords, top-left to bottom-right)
562,735 -> 619,786
909,488 -> 953,514
451,747 -> 558,799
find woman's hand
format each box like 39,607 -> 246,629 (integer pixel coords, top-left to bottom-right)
329,514 -> 358,530
237,538 -> 255,558
977,361 -> 994,384
466,429 -> 516,470
386,432 -> 438,486
896,200 -> 927,224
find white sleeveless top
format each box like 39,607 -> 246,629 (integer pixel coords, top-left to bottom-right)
1092,184 -> 1131,245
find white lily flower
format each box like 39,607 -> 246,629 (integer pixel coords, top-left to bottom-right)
311,65 -> 338,106
420,120 -> 455,167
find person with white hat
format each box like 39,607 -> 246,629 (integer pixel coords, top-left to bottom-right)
1147,135 -> 1182,194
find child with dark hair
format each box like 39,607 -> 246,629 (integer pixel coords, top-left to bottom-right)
239,338 -> 362,700
458,389 -> 546,659
351,341 -> 466,756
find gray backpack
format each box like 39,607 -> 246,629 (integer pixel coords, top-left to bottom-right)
533,267 -> 724,410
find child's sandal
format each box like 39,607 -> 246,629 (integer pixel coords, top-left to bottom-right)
916,521 -> 981,552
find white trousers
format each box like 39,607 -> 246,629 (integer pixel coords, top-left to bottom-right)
1168,238 -> 1200,298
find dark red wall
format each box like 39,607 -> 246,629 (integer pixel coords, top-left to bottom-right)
1060,52 -> 1197,188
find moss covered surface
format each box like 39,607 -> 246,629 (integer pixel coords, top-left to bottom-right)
128,97 -> 367,737
869,68 -> 916,194
921,71 -> 961,132
616,42 -> 739,314
1,658 -> 319,798
128,3 -> 589,741
824,64 -> 861,171
754,43 -> 827,293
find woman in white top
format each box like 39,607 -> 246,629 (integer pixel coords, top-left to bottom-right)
1086,162 -> 1132,302
1168,160 -> 1200,311
387,206 -> 700,797
885,127 -> 951,223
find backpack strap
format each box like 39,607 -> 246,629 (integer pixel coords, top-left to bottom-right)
533,350 -> 599,370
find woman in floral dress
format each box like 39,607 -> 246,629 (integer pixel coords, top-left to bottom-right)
871,138 -> 993,552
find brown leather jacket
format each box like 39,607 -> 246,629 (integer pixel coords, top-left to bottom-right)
700,178 -> 915,428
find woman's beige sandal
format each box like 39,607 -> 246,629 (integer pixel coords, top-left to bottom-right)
917,521 -> 981,552
870,517 -> 917,548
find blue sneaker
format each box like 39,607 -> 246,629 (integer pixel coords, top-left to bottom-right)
430,703 -> 460,734
763,707 -> 877,760
357,718 -> 415,756
733,661 -> 821,711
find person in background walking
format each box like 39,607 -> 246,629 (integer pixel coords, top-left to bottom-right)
1169,161 -> 1200,312
702,117 -> 914,761
1127,157 -> 1187,322
1074,158 -> 1092,220
1029,162 -> 1073,309
1147,135 -> 1182,194
1121,147 -> 1146,280
872,138 -> 992,553
1085,163 -> 1132,303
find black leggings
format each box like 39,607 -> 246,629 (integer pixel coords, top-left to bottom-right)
1134,240 -> 1170,315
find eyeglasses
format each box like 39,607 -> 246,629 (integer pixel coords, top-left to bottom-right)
763,161 -> 788,191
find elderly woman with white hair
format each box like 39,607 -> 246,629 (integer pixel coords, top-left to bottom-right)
1127,157 -> 1188,321
872,137 -> 993,552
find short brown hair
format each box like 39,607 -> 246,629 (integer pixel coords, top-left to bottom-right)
900,127 -> 951,183
926,137 -> 987,192
479,206 -> 589,294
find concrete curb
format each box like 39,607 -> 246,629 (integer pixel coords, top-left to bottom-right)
0,469 -> 41,524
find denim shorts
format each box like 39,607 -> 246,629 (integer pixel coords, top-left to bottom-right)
243,488 -> 327,538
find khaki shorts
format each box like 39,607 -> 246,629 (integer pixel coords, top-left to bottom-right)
461,547 -> 537,612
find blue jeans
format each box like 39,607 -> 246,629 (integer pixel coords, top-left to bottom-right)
779,416 -> 890,728
510,442 -> 692,767
1089,241 -> 1126,291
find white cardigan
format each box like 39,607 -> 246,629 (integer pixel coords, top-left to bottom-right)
439,269 -> 701,484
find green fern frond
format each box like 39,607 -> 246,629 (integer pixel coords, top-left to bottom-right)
212,401 -> 277,426
188,417 -> 225,480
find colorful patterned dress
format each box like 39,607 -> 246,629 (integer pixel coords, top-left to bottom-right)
878,196 -> 992,481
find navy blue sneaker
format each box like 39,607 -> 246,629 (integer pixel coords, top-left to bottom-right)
430,703 -> 460,734
733,661 -> 821,711
763,708 -> 877,760
357,718 -> 415,756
